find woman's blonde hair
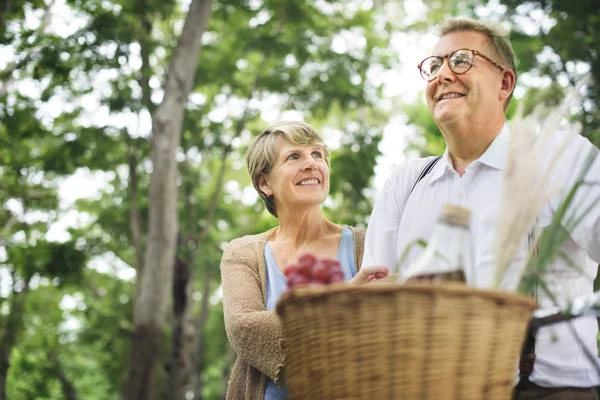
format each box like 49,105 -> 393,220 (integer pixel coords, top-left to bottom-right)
246,121 -> 330,217
438,18 -> 517,111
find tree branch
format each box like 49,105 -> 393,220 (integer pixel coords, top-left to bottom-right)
0,214 -> 17,244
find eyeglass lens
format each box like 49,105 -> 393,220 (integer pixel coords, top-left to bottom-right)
421,50 -> 474,80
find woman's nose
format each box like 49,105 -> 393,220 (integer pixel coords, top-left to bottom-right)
301,157 -> 317,170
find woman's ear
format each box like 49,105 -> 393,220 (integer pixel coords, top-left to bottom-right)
258,174 -> 272,197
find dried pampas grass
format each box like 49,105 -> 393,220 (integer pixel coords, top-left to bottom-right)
493,77 -> 590,290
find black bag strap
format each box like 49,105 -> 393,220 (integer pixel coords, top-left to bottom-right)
517,228 -> 540,391
409,156 -> 442,196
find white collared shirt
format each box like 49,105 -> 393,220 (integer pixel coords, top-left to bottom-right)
363,125 -> 600,387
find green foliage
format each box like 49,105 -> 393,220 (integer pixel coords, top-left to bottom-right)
407,0 -> 481,29
402,100 -> 445,157
5,270 -> 131,400
73,271 -> 134,395
499,0 -> 600,144
198,0 -> 391,118
328,122 -> 383,226
510,31 -> 544,74
200,302 -> 229,398
519,83 -> 566,116
5,241 -> 87,283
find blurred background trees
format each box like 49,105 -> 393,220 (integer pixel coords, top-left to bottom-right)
1,0 -> 598,399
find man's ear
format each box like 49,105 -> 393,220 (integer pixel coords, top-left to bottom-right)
258,174 -> 272,197
500,69 -> 516,101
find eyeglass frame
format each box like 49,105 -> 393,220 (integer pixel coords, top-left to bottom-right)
417,48 -> 506,81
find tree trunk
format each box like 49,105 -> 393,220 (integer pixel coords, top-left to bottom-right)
168,113 -> 244,399
166,255 -> 195,400
123,0 -> 213,399
0,279 -> 29,400
219,345 -> 236,400
165,152 -> 196,400
49,352 -> 78,400
128,151 -> 144,275
57,370 -> 78,400
191,270 -> 212,400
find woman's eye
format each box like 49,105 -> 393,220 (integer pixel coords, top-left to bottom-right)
286,153 -> 298,161
312,151 -> 322,158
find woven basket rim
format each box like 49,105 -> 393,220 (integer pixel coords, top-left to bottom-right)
276,282 -> 537,316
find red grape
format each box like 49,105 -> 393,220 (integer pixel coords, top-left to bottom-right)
328,270 -> 344,283
297,263 -> 312,278
321,258 -> 341,270
312,266 -> 329,282
283,264 -> 299,278
298,253 -> 318,267
287,273 -> 310,287
284,253 -> 345,289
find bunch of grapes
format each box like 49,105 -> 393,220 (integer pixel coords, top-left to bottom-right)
284,253 -> 345,289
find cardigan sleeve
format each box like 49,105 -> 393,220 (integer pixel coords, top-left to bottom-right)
220,237 -> 285,385
352,226 -> 366,272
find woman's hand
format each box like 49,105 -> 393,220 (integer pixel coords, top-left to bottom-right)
349,265 -> 389,285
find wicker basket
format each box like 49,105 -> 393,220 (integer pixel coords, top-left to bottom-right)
276,282 -> 536,400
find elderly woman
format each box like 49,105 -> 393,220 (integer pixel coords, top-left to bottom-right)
220,121 -> 388,399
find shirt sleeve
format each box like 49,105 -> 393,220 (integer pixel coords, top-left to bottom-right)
549,132 -> 600,262
362,167 -> 408,270
220,238 -> 285,385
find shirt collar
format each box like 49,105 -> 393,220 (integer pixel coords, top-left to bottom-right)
478,124 -> 509,170
428,149 -> 453,184
428,124 -> 509,184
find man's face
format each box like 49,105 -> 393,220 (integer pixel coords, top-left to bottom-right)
425,31 -> 508,129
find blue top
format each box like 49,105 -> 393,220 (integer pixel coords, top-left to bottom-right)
263,226 -> 357,400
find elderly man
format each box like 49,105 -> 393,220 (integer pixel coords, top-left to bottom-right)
363,18 -> 600,399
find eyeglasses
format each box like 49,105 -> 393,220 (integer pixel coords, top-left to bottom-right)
417,48 -> 505,81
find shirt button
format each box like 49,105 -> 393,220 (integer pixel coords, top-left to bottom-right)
457,192 -> 464,198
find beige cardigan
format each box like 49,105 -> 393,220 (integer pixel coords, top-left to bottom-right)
220,226 -> 366,400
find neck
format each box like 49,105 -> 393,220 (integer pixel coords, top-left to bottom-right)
273,206 -> 335,248
440,118 -> 505,176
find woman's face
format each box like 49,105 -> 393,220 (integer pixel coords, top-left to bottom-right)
258,137 -> 330,214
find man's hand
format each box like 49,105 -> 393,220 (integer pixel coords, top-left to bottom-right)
349,265 -> 389,285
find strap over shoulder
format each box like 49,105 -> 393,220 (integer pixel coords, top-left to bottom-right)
409,156 -> 442,196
